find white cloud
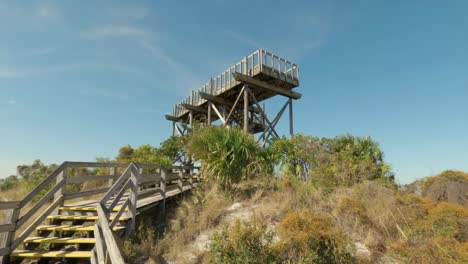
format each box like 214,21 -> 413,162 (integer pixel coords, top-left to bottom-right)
7,100 -> 16,105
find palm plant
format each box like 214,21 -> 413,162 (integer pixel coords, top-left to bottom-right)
188,126 -> 268,191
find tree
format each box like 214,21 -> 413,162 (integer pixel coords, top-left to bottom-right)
269,134 -> 395,190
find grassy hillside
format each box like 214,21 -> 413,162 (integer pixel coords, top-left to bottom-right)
122,175 -> 467,264
119,127 -> 467,264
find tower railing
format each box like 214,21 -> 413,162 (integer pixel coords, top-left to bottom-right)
172,49 -> 299,118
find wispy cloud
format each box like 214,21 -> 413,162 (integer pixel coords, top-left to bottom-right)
7,100 -> 16,105
79,88 -> 128,101
0,63 -> 147,80
110,7 -> 149,20
222,30 -> 263,48
80,25 -> 150,39
139,40 -> 202,94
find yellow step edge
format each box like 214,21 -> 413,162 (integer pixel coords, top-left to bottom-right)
11,250 -> 91,258
47,215 -> 127,221
24,237 -> 95,244
60,206 -> 128,212
36,225 -> 125,232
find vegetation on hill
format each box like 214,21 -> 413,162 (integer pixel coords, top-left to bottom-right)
2,126 -> 467,263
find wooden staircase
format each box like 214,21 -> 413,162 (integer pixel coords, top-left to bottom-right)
0,162 -> 199,264
12,206 -> 110,261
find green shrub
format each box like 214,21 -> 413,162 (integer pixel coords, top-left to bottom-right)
209,219 -> 276,264
188,126 -> 270,191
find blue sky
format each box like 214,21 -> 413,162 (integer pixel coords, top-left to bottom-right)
0,0 -> 467,183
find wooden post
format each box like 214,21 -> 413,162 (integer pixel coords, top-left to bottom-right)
189,111 -> 193,127
53,166 -> 66,215
189,167 -> 194,188
258,49 -> 263,72
207,78 -> 213,126
160,167 -> 167,217
127,165 -> 139,235
207,102 -> 212,126
1,207 -> 19,264
289,97 -> 294,137
178,169 -> 183,192
243,86 -> 249,133
109,167 -> 117,187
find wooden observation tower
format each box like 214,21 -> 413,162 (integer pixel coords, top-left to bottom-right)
165,49 -> 301,145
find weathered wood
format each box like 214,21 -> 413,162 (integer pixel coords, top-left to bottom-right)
244,86 -> 249,132
20,163 -> 65,207
136,164 -> 162,170
0,224 -> 15,233
140,174 -> 162,185
165,115 -> 180,122
17,179 -> 65,228
110,198 -> 129,229
93,225 -> 106,264
67,175 -> 117,184
102,166 -> 131,203
160,167 -> 167,215
90,248 -> 98,264
289,97 -> 293,136
233,72 -> 302,99
224,86 -> 245,127
97,204 -> 125,264
211,103 -> 226,124
182,103 -> 208,114
108,179 -> 131,212
65,162 -> 127,168
12,195 -> 64,250
64,188 -> 109,200
0,247 -> 9,257
178,170 -> 184,192
127,165 -> 139,234
0,202 -> 20,210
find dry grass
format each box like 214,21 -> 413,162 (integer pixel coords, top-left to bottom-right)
136,174 -> 468,264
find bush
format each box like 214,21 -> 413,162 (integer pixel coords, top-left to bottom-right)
209,219 -> 276,264
269,134 -> 395,191
274,210 -> 355,264
188,126 -> 270,191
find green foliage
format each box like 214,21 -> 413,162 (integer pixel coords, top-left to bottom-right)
188,126 -> 270,191
0,175 -> 19,190
116,137 -> 186,167
269,134 -> 395,190
209,219 -> 276,264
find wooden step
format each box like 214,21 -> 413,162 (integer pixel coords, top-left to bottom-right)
47,215 -> 127,221
37,224 -> 125,232
11,250 -> 91,258
60,206 -> 128,212
24,236 -> 95,244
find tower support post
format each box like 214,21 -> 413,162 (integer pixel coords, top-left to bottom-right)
243,85 -> 249,133
289,97 -> 294,137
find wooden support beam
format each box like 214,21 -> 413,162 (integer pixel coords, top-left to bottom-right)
233,72 -> 302,99
207,102 -> 212,126
182,103 -> 208,114
289,97 -> 294,136
199,92 -> 232,106
165,115 -> 180,122
244,86 -> 249,132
